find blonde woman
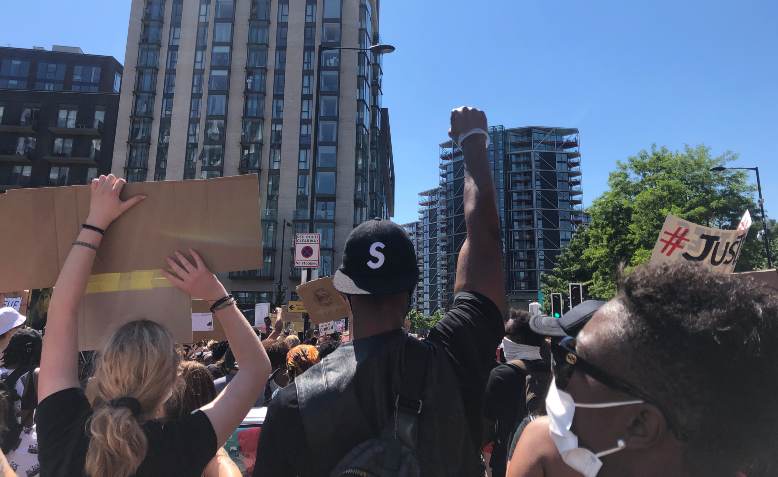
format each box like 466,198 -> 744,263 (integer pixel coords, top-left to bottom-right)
36,174 -> 271,477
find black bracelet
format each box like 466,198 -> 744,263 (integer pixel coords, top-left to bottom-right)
213,298 -> 237,313
82,224 -> 106,236
209,295 -> 234,313
73,241 -> 99,252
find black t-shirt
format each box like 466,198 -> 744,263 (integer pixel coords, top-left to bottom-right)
36,388 -> 217,477
483,363 -> 531,477
254,291 -> 503,477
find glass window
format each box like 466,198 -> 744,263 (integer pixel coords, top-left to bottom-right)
269,147 -> 281,169
215,0 -> 234,19
320,71 -> 338,92
321,50 -> 340,68
136,70 -> 156,92
299,123 -> 311,144
267,173 -> 280,195
192,73 -> 203,94
300,99 -> 312,120
271,121 -> 282,143
199,0 -> 210,21
131,118 -> 152,141
211,46 -> 231,66
316,223 -> 334,248
302,74 -> 313,95
57,108 -> 78,128
296,174 -> 309,198
6,165 -> 32,186
318,145 -> 337,167
138,47 -> 159,67
249,23 -> 269,44
320,96 -> 338,117
242,119 -> 263,143
303,50 -> 315,70
305,1 -> 317,22
93,108 -> 106,129
53,138 -> 74,156
187,122 -> 199,143
277,1 -> 289,22
208,69 -> 229,91
241,144 -> 261,170
20,106 -> 38,126
202,145 -> 224,167
164,73 -> 176,94
247,46 -> 268,68
49,166 -> 70,186
273,71 -> 285,95
169,26 -> 181,46
37,62 -> 66,80
15,137 -> 36,155
87,167 -> 98,182
141,22 -> 162,43
246,70 -> 266,92
196,25 -> 209,47
0,105 -> 5,124
244,94 -> 264,117
251,0 -> 270,20
207,94 -> 227,115
205,119 -> 225,142
190,97 -> 202,118
316,172 -> 336,195
194,50 -> 205,69
0,78 -> 27,89
298,149 -> 310,170
276,26 -> 288,46
166,49 -> 178,69
0,58 -> 30,77
322,23 -> 340,43
323,0 -> 341,19
272,98 -> 284,119
90,139 -> 102,160
304,26 -> 316,46
315,200 -> 335,220
275,50 -> 286,70
319,121 -> 337,143
214,23 -> 233,43
72,65 -> 101,86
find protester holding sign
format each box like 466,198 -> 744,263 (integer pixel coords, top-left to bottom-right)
254,107 -> 506,477
35,174 -> 271,477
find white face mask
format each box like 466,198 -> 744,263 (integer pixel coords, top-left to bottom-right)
546,378 -> 643,477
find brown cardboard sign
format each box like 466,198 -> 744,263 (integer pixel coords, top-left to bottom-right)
0,290 -> 31,315
191,299 -> 227,343
0,174 -> 262,292
296,277 -> 350,325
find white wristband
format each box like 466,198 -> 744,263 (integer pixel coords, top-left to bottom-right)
457,128 -> 490,148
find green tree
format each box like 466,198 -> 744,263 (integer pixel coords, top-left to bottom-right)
407,309 -> 444,334
543,145 -> 767,301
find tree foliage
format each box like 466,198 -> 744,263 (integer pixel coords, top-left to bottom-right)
407,309 -> 444,334
543,145 -> 769,302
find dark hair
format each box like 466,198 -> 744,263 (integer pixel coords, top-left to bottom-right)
505,309 -> 544,347
317,336 -> 341,359
166,361 -> 217,420
2,328 -> 42,369
263,339 -> 290,371
609,263 -> 778,476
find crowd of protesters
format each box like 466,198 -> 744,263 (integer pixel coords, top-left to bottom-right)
0,107 -> 774,477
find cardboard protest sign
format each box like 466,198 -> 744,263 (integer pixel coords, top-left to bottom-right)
0,291 -> 29,314
318,319 -> 345,335
296,277 -> 350,325
0,174 -> 262,291
254,303 -> 270,327
649,213 -> 752,274
281,305 -> 305,326
192,300 -> 227,343
193,313 -> 214,332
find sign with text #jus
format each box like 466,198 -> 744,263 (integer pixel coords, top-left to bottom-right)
649,212 -> 752,274
295,233 -> 321,269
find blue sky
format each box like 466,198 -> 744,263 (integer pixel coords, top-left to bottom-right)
2,0 -> 776,225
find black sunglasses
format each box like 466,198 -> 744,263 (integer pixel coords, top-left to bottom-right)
552,337 -> 688,441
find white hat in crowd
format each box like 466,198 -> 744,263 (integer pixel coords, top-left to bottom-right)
0,307 -> 26,335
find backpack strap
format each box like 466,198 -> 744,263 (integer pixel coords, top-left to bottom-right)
3,366 -> 32,401
393,337 -> 430,450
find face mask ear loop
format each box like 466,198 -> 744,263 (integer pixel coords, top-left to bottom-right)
594,439 -> 626,459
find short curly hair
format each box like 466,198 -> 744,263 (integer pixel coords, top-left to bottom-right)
607,263 -> 778,475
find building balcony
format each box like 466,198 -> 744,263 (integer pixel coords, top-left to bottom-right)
0,149 -> 33,164
569,168 -> 582,178
570,197 -> 583,205
44,155 -> 99,166
49,123 -> 102,137
570,186 -> 583,196
0,122 -> 37,134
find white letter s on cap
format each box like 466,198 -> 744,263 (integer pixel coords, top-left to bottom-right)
367,242 -> 386,270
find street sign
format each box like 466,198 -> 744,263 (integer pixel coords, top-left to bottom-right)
288,300 -> 307,314
295,233 -> 321,268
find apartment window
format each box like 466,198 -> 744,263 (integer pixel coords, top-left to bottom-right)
194,50 -> 206,69
261,253 -> 274,277
244,94 -> 264,117
90,139 -> 102,160
316,172 -> 336,195
199,0 -> 210,21
249,23 -> 269,44
138,47 -> 159,67
251,0 -> 270,20
269,147 -> 281,169
275,50 -> 287,70
205,119 -> 225,142
305,2 -> 316,22
202,145 -> 224,167
57,108 -> 78,128
246,70 -> 266,92
271,98 -> 284,119
215,0 -> 234,19
169,26 -> 181,46
304,26 -> 316,46
93,108 -> 106,129
53,138 -> 74,156
241,144 -> 261,170
141,22 -> 162,43
320,71 -> 338,92
49,166 -> 70,186
0,105 -> 6,124
320,96 -> 338,117
298,149 -> 310,170
315,200 -> 335,220
299,123 -> 311,144
211,46 -> 231,67
190,97 -> 202,118
321,23 -> 341,43
164,74 -> 176,94
87,167 -> 98,182
188,122 -> 200,143
192,73 -> 203,94
247,47 -> 268,68
273,71 -> 285,95
276,26 -> 288,47
214,23 -> 233,43
296,175 -> 309,197
72,66 -> 101,92
15,137 -> 36,155
277,1 -> 289,22
0,58 -> 30,77
242,119 -> 263,143
318,145 -> 337,167
323,0 -> 341,19
136,70 -> 156,92
271,122 -> 282,143
207,94 -> 227,116
316,223 -> 334,248
301,99 -> 312,120
319,121 -> 337,143
321,50 -> 340,68
208,69 -> 229,91
301,74 -> 313,95
8,165 -> 32,186
267,174 -> 279,195
303,50 -> 314,70
131,118 -> 152,141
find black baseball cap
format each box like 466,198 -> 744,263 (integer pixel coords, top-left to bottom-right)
529,300 -> 606,338
333,219 -> 420,295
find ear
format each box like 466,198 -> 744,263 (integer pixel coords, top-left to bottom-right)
624,404 -> 669,449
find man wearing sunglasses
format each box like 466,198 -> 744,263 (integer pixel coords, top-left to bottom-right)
508,263 -> 778,477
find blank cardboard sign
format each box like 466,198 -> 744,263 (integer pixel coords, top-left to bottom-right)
296,277 -> 350,325
191,300 -> 227,343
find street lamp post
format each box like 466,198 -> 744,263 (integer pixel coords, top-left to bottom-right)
711,166 -> 773,268
305,43 -> 396,282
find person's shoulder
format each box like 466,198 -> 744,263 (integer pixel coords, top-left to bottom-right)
268,382 -> 300,412
38,387 -> 88,410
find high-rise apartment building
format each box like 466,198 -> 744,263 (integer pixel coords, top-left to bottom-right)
114,0 -> 394,308
0,46 -> 122,190
413,126 -> 584,312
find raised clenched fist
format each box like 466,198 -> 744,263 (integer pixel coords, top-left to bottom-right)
449,106 -> 488,147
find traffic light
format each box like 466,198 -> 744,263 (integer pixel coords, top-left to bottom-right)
551,293 -> 564,319
569,283 -> 584,308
